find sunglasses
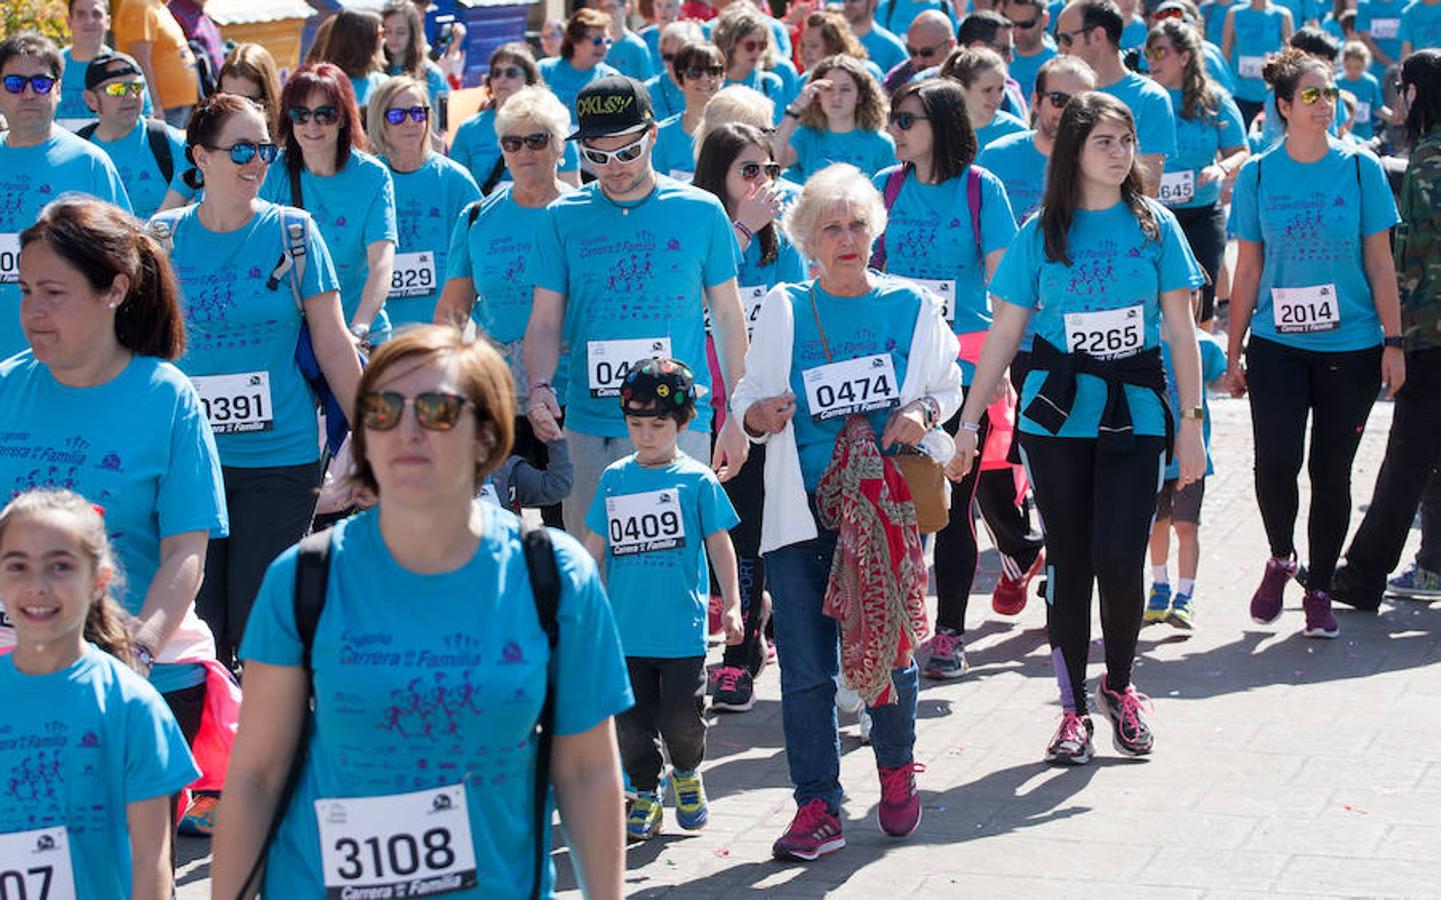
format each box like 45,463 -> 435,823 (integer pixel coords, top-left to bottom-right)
588,35 -> 614,47
906,42 -> 944,59
1009,16 -> 1040,29
500,131 -> 551,152
739,39 -> 765,53
490,65 -> 526,80
287,104 -> 339,125
360,391 -> 472,431
683,64 -> 725,80
1144,45 -> 1173,61
661,52 -> 676,63
580,130 -> 650,166
2,74 -> 57,94
1056,26 -> 1090,47
739,160 -> 781,180
384,105 -> 430,125
1298,85 -> 1340,105
1042,90 -> 1073,109
101,80 -> 146,97
888,110 -> 929,130
1153,7 -> 1187,20
205,140 -> 279,165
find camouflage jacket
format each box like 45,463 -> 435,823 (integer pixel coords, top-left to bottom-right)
1398,128 -> 1441,351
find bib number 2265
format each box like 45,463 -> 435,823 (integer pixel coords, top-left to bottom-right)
802,354 -> 899,421
0,826 -> 78,900
1064,304 -> 1144,359
315,785 -> 477,899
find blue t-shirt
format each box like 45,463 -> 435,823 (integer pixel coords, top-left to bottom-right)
606,31 -> 655,80
1338,71 -> 1385,140
1007,44 -> 1057,98
859,25 -> 909,74
737,228 -> 808,298
84,121 -> 191,219
788,126 -> 896,180
782,277 -> 922,490
1400,0 -> 1441,50
639,23 -> 663,71
989,198 -> 1206,439
260,150 -> 399,339
1121,14 -> 1150,48
1162,86 -> 1247,210
1229,4 -> 1290,102
871,164 -> 1017,378
164,201 -> 342,468
653,114 -> 696,180
384,153 -> 481,328
0,647 -> 198,900
585,453 -> 739,658
1228,139 -> 1400,351
1161,329 -> 1228,479
875,0 -> 957,33
977,130 -> 1047,226
55,49 -> 156,130
1201,0 -> 1240,45
387,59 -> 450,111
726,68 -> 789,124
642,72 -> 687,121
538,57 -> 621,121
239,506 -> 633,899
448,107 -> 580,192
0,130 -> 132,358
976,108 -> 1029,151
530,179 -> 738,438
350,71 -> 388,108
1357,0 -> 1408,73
1101,72 -> 1179,158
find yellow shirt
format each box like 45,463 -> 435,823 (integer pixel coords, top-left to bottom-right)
113,0 -> 199,110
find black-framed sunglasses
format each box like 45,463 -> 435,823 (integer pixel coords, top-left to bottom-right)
500,131 -> 551,152
1042,90 -> 1073,109
1056,26 -> 1090,47
490,65 -> 526,80
287,104 -> 339,125
384,105 -> 430,125
683,64 -> 725,80
1009,15 -> 1040,29
906,42 -> 944,59
739,160 -> 781,180
1298,85 -> 1340,105
360,391 -> 473,431
889,111 -> 929,130
2,74 -> 57,94
205,141 -> 279,165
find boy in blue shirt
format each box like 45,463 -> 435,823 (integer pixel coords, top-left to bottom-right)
582,357 -> 743,842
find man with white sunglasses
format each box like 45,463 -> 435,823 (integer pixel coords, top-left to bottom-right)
524,76 -> 751,535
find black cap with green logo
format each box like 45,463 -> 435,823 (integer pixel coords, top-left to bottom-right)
568,75 -> 654,141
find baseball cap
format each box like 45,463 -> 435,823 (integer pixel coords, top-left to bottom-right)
569,75 -> 654,141
620,357 -> 698,418
85,53 -> 145,91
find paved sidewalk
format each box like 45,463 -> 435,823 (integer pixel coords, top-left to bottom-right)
178,395 -> 1441,897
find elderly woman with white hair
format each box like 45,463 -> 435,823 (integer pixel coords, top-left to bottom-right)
730,163 -> 963,863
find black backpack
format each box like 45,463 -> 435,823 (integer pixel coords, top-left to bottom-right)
77,119 -> 174,185
236,523 -> 564,900
191,39 -> 219,100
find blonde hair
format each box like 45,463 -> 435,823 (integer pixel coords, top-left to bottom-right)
783,163 -> 887,260
494,85 -> 572,147
366,75 -> 432,158
694,84 -> 774,156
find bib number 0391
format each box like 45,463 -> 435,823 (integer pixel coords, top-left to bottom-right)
190,372 -> 275,434
802,354 -> 900,421
0,826 -> 78,900
315,785 -> 477,899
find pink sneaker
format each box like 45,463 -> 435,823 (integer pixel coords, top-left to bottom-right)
772,798 -> 845,861
1301,589 -> 1340,639
876,761 -> 925,837
1249,556 -> 1298,625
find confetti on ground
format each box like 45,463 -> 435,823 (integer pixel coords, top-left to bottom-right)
1343,804 -> 1368,815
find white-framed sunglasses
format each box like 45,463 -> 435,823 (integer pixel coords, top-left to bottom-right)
580,130 -> 652,166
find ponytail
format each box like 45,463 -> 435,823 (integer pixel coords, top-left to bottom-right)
84,595 -> 137,668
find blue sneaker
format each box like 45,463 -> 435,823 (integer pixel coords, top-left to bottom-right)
1387,563 -> 1441,600
672,769 -> 709,830
1168,592 -> 1194,630
626,791 -> 662,841
1145,583 -> 1171,623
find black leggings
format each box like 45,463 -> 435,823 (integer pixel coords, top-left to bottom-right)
1246,338 -> 1381,591
935,410 -> 992,633
1173,203 -> 1225,323
975,467 -> 1044,577
1019,434 -> 1165,715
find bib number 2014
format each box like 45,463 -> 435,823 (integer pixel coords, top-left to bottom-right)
0,826 -> 77,900
316,785 -> 477,899
1272,284 -> 1340,333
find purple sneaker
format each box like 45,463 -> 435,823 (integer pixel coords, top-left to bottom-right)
772,798 -> 845,861
1250,556 -> 1298,625
1302,589 -> 1340,639
876,762 -> 925,837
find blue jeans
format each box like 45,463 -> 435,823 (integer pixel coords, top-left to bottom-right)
765,523 -> 919,813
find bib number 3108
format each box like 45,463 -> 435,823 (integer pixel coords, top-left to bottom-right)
315,785 -> 477,899
0,826 -> 78,900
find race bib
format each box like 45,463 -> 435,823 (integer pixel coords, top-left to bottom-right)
606,488 -> 687,556
1238,55 -> 1264,79
897,277 -> 957,322
315,785 -> 477,899
1159,170 -> 1195,206
586,337 -> 671,398
190,372 -> 275,434
740,284 -> 767,337
668,169 -> 695,184
1064,304 -> 1144,359
0,234 -> 19,285
0,826 -> 78,900
389,251 -> 437,299
1353,101 -> 1371,124
1272,283 -> 1340,333
802,353 -> 900,421
1369,17 -> 1399,39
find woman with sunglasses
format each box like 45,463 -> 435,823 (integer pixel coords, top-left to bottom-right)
643,20 -> 704,122
1220,0 -> 1295,127
874,78 -> 1019,678
940,47 -> 1029,150
1146,19 -> 1247,328
261,63 -> 398,348
367,76 -> 480,330
155,93 -> 361,672
652,41 -> 726,182
714,4 -> 790,124
211,325 -> 632,900
775,54 -> 895,180
538,8 -> 621,121
450,44 -> 581,196
1225,46 -> 1403,639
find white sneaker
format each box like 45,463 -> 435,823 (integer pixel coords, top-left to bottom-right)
858,708 -> 873,744
835,681 -> 863,716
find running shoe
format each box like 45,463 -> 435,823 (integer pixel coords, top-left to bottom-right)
835,681 -> 863,716
922,627 -> 969,680
1386,563 -> 1441,600
1044,712 -> 1095,765
1301,589 -> 1340,639
857,708 -> 872,744
1145,582 -> 1172,624
876,762 -> 925,837
178,794 -> 219,837
626,791 -> 663,842
1249,555 -> 1298,625
1095,682 -> 1155,756
1168,592 -> 1195,630
992,550 -> 1045,616
711,666 -> 755,712
671,769 -> 709,830
772,798 -> 846,861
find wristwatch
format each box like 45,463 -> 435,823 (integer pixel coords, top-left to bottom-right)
348,322 -> 371,341
1384,335 -> 1405,349
1180,406 -> 1205,421
133,643 -> 155,670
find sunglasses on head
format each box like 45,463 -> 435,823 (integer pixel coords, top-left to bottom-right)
205,140 -> 279,165
287,104 -> 339,125
1042,90 -> 1073,109
490,65 -> 526,80
906,42 -> 943,59
889,110 -> 929,130
1298,85 -> 1340,105
2,74 -> 56,94
1144,45 -> 1173,61
684,64 -> 725,80
580,130 -> 650,166
101,80 -> 146,97
739,160 -> 781,180
384,105 -> 430,125
360,391 -> 472,431
500,131 -> 551,152
1153,7 -> 1187,20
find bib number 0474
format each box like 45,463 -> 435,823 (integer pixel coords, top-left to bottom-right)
802,354 -> 899,421
315,785 -> 477,899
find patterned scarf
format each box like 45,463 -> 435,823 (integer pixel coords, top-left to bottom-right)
815,415 -> 931,707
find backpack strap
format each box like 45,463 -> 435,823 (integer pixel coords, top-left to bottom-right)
144,119 -> 175,185
868,165 -> 910,271
267,208 -> 310,312
467,199 -> 484,228
480,154 -> 508,196
520,523 -> 561,900
288,162 -> 305,211
967,165 -> 983,261
76,122 -> 99,141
